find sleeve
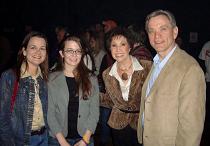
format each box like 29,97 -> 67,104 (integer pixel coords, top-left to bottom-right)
100,92 -> 114,108
85,76 -> 100,133
176,64 -> 206,146
47,82 -> 63,136
0,70 -> 15,145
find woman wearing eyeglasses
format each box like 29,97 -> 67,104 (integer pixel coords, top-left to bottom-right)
48,36 -> 99,146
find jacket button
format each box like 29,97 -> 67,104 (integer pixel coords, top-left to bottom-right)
78,115 -> 81,118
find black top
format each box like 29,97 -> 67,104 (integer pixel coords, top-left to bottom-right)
65,76 -> 80,139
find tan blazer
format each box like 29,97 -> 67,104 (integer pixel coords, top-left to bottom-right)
101,59 -> 152,130
137,47 -> 206,146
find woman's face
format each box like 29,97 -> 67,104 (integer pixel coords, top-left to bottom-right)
23,36 -> 47,68
60,40 -> 82,68
89,37 -> 96,49
110,35 -> 130,63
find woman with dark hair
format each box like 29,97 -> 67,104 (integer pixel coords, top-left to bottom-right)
48,36 -> 99,146
0,31 -> 49,146
101,27 -> 152,146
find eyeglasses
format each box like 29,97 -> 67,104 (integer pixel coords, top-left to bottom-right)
64,49 -> 82,55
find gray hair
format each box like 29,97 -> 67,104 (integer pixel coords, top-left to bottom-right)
145,9 -> 177,32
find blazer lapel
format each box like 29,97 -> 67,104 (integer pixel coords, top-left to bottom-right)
145,47 -> 179,100
106,74 -> 123,101
129,70 -> 144,100
54,72 -> 69,108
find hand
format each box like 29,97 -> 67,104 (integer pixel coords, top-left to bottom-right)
74,139 -> 87,146
56,132 -> 71,146
60,141 -> 71,146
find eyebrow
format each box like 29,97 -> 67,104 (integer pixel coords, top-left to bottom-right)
65,48 -> 81,50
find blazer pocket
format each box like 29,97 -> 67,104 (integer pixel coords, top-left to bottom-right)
163,136 -> 176,145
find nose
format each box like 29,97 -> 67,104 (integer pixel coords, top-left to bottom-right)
154,31 -> 161,39
116,45 -> 121,51
35,48 -> 44,54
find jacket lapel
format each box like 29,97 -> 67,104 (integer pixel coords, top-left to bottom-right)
129,70 -> 144,100
54,72 -> 69,107
144,47 -> 180,101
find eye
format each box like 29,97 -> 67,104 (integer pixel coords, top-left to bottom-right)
121,43 -> 126,46
40,47 -> 46,51
30,46 -> 36,49
76,50 -> 82,54
148,29 -> 154,34
111,44 -> 116,47
160,26 -> 168,32
64,49 -> 73,53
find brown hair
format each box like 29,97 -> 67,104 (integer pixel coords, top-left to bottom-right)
145,9 -> 177,32
16,31 -> 49,81
57,36 -> 93,100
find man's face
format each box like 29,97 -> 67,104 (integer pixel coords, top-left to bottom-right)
147,15 -> 178,58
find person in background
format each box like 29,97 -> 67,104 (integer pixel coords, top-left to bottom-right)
89,31 -> 106,75
0,31 -> 49,146
97,19 -> 118,146
199,40 -> 210,117
48,36 -> 99,146
199,40 -> 210,84
49,26 -> 70,72
137,9 -> 206,146
102,20 -> 118,34
128,24 -> 152,60
78,29 -> 95,72
101,27 -> 152,146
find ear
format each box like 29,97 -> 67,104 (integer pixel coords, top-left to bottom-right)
22,47 -> 27,56
173,26 -> 178,39
59,50 -> 64,58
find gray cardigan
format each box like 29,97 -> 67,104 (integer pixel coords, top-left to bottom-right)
47,71 -> 99,137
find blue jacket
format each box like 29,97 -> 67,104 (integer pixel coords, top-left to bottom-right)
0,69 -> 48,146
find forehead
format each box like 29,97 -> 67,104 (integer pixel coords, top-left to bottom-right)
28,37 -> 46,45
65,40 -> 81,49
148,15 -> 171,28
111,35 -> 127,42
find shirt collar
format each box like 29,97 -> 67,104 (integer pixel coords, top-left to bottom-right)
21,62 -> 42,79
109,56 -> 143,76
153,45 -> 177,68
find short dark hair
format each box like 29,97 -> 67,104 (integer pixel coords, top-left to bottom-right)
107,27 -> 134,50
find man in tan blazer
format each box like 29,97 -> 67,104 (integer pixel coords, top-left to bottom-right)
137,10 -> 206,146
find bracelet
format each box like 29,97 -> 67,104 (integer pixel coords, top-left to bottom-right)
82,134 -> 90,144
81,138 -> 88,145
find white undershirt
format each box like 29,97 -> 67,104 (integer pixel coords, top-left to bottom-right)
109,56 -> 143,101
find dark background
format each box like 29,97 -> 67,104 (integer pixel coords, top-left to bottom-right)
1,0 -> 210,66
1,0 -> 210,40
0,0 -> 210,145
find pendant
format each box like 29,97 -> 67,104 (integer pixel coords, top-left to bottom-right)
121,72 -> 128,80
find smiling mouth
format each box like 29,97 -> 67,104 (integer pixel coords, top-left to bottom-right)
33,56 -> 42,59
115,53 -> 124,57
